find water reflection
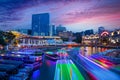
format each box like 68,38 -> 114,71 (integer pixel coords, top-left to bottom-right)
80,47 -> 108,56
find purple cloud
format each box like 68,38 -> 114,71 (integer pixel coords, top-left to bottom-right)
0,0 -> 120,31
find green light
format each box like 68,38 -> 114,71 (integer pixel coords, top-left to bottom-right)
54,60 -> 85,80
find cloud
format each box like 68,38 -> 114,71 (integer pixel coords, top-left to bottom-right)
58,0 -> 120,24
0,0 -> 120,31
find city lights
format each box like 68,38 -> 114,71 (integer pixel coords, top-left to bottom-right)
0,0 -> 120,80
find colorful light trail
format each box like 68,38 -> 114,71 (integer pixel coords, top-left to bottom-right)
78,54 -> 120,80
54,60 -> 85,80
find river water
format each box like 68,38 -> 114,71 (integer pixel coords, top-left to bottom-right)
79,46 -> 109,56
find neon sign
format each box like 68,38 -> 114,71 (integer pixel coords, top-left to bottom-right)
101,31 -> 109,36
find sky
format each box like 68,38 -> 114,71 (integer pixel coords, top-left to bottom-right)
0,0 -> 120,32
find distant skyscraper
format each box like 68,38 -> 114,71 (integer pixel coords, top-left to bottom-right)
49,25 -> 55,36
98,27 -> 105,34
32,13 -> 50,36
52,25 -> 56,36
56,25 -> 66,35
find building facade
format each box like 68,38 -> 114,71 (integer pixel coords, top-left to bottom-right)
82,29 -> 120,46
56,25 -> 66,35
82,34 -> 99,45
52,25 -> 56,36
32,13 -> 50,36
49,25 -> 56,36
17,36 -> 63,48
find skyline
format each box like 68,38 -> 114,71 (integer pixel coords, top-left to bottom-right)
0,0 -> 120,32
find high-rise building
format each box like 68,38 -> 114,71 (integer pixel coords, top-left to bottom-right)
56,25 -> 66,35
98,27 -> 105,34
32,13 -> 50,36
52,25 -> 56,36
49,25 -> 56,36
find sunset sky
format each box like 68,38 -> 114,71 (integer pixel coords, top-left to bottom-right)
0,0 -> 120,32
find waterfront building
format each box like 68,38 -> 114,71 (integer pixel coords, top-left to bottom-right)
32,13 -> 50,36
8,31 -> 63,49
82,29 -> 120,46
109,29 -> 120,45
11,35 -> 63,48
82,34 -> 99,45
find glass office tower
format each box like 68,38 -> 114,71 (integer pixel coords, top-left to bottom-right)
32,13 -> 50,36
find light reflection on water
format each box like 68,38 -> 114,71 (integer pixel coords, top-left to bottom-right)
80,47 -> 108,56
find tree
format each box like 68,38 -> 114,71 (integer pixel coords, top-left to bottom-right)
73,33 -> 82,43
0,30 -> 15,47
